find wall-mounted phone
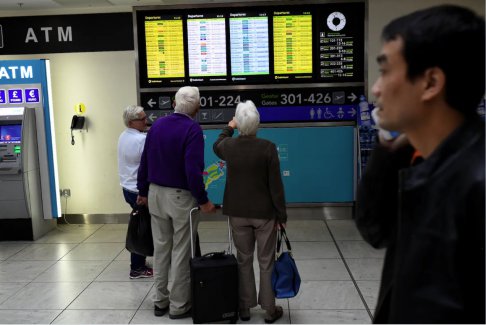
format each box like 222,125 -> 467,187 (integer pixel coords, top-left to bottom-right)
71,115 -> 85,130
70,115 -> 86,145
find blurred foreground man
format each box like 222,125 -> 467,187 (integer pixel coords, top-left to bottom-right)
356,5 -> 485,323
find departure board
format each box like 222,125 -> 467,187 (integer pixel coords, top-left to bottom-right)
187,14 -> 227,79
135,2 -> 364,89
230,13 -> 269,77
273,12 -> 312,77
145,17 -> 184,79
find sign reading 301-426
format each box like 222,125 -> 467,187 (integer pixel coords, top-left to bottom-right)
280,92 -> 333,105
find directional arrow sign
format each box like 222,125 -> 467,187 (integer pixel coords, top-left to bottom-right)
148,112 -> 157,122
147,98 -> 156,108
347,93 -> 357,102
348,107 -> 357,117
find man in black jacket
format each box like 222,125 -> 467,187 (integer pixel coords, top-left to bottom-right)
356,5 -> 485,323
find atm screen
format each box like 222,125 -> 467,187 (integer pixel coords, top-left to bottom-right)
0,124 -> 22,143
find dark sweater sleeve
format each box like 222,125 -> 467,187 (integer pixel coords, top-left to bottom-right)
268,143 -> 287,223
355,144 -> 414,248
137,130 -> 151,197
185,124 -> 209,205
213,126 -> 234,160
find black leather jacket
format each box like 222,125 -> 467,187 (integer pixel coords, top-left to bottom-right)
356,118 -> 485,323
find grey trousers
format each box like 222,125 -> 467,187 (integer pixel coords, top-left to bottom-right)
148,184 -> 198,316
229,216 -> 277,311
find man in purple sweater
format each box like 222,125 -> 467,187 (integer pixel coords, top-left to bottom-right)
137,86 -> 215,319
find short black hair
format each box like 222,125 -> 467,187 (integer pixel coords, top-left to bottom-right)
382,5 -> 485,117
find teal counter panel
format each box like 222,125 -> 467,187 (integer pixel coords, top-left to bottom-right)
203,126 -> 355,204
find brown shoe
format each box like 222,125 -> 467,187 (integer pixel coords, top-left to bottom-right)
264,306 -> 283,324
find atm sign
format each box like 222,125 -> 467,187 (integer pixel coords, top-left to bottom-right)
8,89 -> 23,103
25,88 -> 39,103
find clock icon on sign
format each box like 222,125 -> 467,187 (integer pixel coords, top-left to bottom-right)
327,11 -> 346,31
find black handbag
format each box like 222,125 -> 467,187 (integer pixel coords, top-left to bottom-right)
125,205 -> 154,257
271,225 -> 301,298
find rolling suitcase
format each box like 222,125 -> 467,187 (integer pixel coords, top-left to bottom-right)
189,207 -> 239,324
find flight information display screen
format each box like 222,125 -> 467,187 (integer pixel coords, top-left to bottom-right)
229,13 -> 269,78
273,11 -> 312,79
187,14 -> 227,81
144,15 -> 185,84
135,2 -> 364,88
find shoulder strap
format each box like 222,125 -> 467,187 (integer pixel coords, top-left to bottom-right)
276,223 -> 292,254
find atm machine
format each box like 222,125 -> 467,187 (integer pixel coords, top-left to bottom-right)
0,107 -> 55,240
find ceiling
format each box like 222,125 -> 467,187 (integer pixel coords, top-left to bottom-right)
0,0 -> 281,11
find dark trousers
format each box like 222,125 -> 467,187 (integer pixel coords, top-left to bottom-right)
123,188 -> 147,271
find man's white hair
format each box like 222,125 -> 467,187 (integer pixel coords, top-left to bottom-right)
123,105 -> 144,127
174,86 -> 200,115
235,100 -> 260,136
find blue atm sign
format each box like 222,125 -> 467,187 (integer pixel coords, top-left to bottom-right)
0,60 -> 47,85
8,89 -> 23,103
0,65 -> 33,80
25,88 -> 40,103
0,90 -> 5,104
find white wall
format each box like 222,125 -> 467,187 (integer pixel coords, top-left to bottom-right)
51,51 -> 138,214
0,0 -> 484,214
0,51 -> 138,214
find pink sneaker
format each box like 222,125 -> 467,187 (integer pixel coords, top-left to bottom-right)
129,267 -> 153,279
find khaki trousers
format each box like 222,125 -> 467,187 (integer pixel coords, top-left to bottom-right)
229,216 -> 277,311
148,184 -> 198,316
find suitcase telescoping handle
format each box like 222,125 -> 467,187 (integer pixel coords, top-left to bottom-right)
189,205 -> 233,259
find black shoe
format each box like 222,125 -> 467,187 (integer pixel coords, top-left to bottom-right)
239,308 -> 251,321
154,305 -> 169,317
169,308 -> 192,319
264,306 -> 283,324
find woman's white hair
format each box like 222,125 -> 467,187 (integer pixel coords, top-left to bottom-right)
235,100 -> 260,136
123,105 -> 144,127
174,86 -> 200,115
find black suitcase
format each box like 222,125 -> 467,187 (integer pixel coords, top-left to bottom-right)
189,207 -> 239,324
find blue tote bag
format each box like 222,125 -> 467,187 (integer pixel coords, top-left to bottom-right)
271,225 -> 301,298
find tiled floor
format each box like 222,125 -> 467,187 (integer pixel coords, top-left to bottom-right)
0,218 -> 385,324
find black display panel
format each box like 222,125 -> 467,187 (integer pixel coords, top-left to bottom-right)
135,2 -> 365,88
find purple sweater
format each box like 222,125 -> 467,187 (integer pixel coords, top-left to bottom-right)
137,113 -> 208,205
